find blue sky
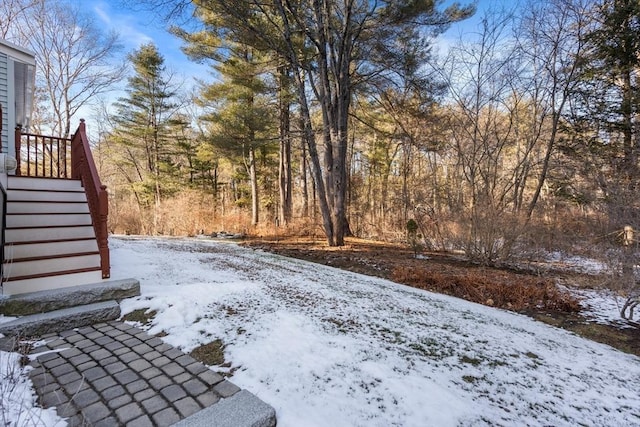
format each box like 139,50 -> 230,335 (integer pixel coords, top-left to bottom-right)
85,0 -> 508,81
89,1 -> 211,86
76,0 -> 212,124
78,0 -> 511,123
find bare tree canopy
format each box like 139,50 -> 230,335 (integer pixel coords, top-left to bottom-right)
1,0 -> 125,137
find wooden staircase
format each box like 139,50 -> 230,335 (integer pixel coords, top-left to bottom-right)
2,176 -> 103,294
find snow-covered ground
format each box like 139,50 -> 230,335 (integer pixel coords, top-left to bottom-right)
2,236 -> 640,426
571,286 -> 640,330
109,236 -> 639,427
537,251 -> 637,325
0,348 -> 64,427
543,251 -> 609,275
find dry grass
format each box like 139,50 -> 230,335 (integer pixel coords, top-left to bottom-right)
121,309 -> 157,326
391,267 -> 581,312
109,190 -> 254,236
190,339 -> 226,366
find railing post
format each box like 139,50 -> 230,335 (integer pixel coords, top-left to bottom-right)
14,126 -> 22,176
70,122 -> 82,180
99,185 -> 110,278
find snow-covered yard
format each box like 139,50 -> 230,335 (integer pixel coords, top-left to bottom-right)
2,236 -> 640,426
111,237 -> 639,427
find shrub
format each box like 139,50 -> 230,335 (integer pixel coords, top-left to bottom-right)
406,219 -> 421,257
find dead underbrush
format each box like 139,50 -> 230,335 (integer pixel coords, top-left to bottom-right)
391,268 -> 581,312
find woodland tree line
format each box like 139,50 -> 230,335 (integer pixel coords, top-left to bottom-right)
2,1 -> 640,275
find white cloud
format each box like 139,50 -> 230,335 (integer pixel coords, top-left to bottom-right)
93,2 -> 111,25
90,1 -> 153,49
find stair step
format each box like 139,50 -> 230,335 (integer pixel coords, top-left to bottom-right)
8,189 -> 87,202
7,201 -> 90,214
5,225 -> 96,243
4,255 -> 101,280
6,213 -> 92,228
0,279 -> 140,316
0,300 -> 120,336
4,239 -> 99,260
8,176 -> 82,192
8,251 -> 99,263
1,270 -> 103,295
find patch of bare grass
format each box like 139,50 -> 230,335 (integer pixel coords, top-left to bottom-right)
121,308 -> 157,325
190,339 -> 225,366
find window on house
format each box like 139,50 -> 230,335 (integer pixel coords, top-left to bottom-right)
14,61 -> 35,130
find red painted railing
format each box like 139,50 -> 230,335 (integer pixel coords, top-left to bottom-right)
71,120 -> 110,279
14,126 -> 72,178
14,121 -> 110,279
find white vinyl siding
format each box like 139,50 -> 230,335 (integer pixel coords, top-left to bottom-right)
0,52 -> 8,154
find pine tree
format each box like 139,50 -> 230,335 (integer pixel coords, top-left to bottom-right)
176,0 -> 474,246
109,43 -> 179,233
581,0 -> 640,174
198,44 -> 275,226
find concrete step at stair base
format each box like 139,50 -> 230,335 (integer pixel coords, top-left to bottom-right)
2,270 -> 103,295
5,239 -> 99,260
8,176 -> 83,192
0,301 -> 120,337
0,279 -> 140,316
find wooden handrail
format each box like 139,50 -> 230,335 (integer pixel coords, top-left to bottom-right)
71,120 -> 110,279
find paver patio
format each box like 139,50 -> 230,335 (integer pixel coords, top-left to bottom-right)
27,321 -> 275,426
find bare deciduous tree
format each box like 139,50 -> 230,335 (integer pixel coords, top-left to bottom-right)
0,0 -> 35,39
1,0 -> 125,137
515,0 -> 592,221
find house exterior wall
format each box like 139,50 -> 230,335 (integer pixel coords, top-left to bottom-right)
0,40 -> 36,158
0,51 -> 8,155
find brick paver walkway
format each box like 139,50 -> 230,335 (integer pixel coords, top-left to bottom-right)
28,321 -> 244,426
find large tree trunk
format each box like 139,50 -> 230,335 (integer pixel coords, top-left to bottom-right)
248,146 -> 259,226
331,82 -> 351,246
310,0 -> 353,246
294,68 -> 334,244
273,0 -> 334,244
278,65 -> 292,225
300,131 -> 309,218
274,0 -> 360,246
